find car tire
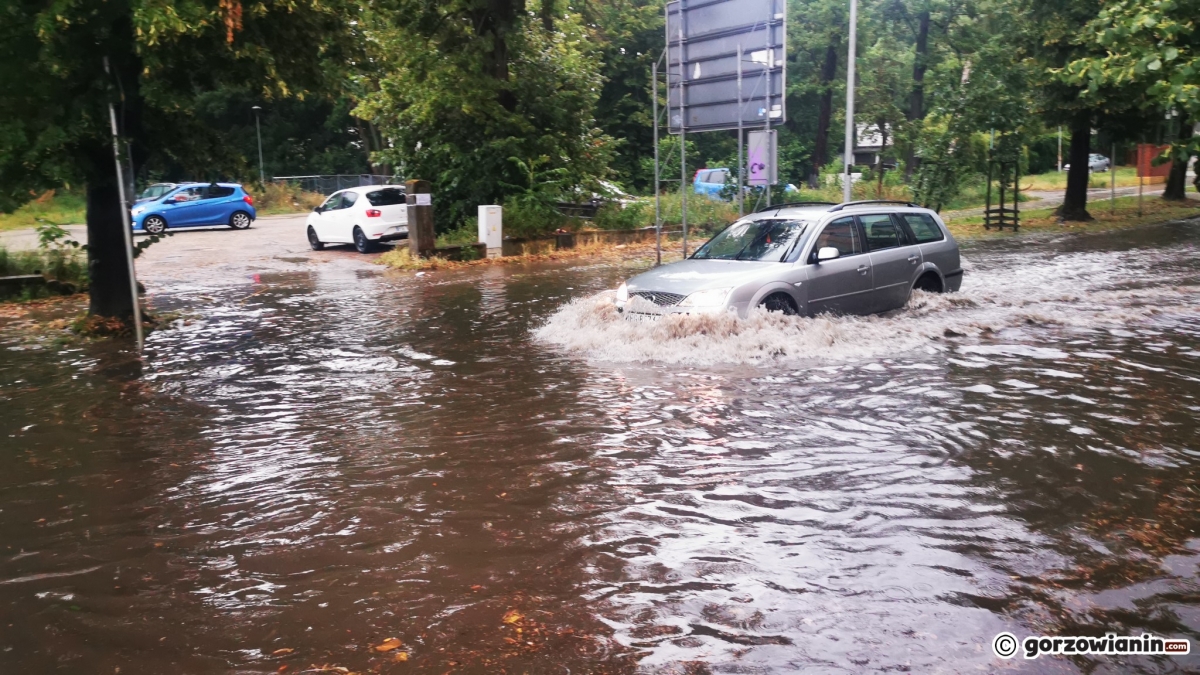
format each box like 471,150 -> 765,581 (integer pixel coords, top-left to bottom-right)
353,227 -> 376,254
144,215 -> 167,235
229,210 -> 252,230
760,293 -> 799,316
914,272 -> 944,293
307,226 -> 324,251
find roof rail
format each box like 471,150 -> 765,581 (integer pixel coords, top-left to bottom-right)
754,201 -> 838,213
829,200 -> 920,212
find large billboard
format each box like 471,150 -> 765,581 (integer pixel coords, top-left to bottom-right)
666,0 -> 787,134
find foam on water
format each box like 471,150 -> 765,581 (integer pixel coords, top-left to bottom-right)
533,246 -> 1200,365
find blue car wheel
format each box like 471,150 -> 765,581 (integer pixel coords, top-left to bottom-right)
229,211 -> 252,230
144,215 -> 167,235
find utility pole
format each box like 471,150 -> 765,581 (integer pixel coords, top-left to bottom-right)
737,43 -> 744,218
842,0 -> 858,204
653,56 -> 662,266
104,57 -> 144,353
679,10 -> 689,260
252,105 -> 265,185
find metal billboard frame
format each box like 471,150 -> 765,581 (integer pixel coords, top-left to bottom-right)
665,0 -> 787,134
656,0 -> 788,260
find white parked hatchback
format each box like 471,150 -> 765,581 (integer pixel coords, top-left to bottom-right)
307,185 -> 408,253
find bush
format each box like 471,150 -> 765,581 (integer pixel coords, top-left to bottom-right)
0,244 -> 87,301
500,199 -> 569,239
253,182 -> 326,215
436,221 -> 479,247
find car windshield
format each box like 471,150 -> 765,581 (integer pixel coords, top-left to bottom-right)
692,219 -> 811,262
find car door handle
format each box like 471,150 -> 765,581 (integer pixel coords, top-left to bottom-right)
857,265 -> 869,275
908,255 -> 919,264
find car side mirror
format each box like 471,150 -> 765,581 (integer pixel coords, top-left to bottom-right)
817,246 -> 841,262
313,206 -> 323,214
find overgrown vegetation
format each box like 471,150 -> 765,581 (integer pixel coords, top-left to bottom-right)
0,190 -> 86,232
253,182 -> 326,216
0,232 -> 88,302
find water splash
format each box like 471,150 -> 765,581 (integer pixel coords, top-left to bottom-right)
534,246 -> 1200,365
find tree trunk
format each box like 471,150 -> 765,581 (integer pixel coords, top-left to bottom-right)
1163,115 -> 1192,201
86,179 -> 136,320
1058,112 -> 1093,222
809,40 -> 839,189
905,9 -> 931,181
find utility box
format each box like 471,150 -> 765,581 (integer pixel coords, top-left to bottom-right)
478,205 -> 503,258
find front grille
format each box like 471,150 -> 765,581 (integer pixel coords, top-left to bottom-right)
631,291 -> 685,307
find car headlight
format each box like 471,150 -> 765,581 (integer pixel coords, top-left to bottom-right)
679,287 -> 732,308
131,207 -> 145,216
615,282 -> 629,304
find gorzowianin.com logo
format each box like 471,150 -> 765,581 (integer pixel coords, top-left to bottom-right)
993,632 -> 1191,660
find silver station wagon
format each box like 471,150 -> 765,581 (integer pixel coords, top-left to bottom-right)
616,201 -> 963,318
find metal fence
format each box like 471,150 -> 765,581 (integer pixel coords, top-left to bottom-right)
272,174 -> 404,194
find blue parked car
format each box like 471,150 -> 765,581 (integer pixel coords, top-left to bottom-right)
693,168 -> 732,199
131,182 -> 256,234
694,168 -> 803,202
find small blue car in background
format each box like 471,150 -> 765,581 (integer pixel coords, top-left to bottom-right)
131,182 -> 256,234
694,168 -> 732,199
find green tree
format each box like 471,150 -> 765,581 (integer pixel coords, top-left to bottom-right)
357,2 -> 614,231
1064,0 -> 1200,199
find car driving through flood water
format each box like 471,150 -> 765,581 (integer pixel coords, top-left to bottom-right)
615,201 -> 963,318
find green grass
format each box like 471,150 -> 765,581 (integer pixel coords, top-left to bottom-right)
1021,166 -> 1144,192
0,190 -> 87,232
944,194 -> 1200,240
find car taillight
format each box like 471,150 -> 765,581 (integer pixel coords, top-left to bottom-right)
366,209 -> 382,218
243,195 -> 254,205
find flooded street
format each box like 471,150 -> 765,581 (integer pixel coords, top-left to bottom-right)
2,219 -> 1199,674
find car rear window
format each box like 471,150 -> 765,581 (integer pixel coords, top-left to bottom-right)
860,214 -> 903,251
710,170 -> 729,184
366,189 -> 406,206
901,213 -> 945,244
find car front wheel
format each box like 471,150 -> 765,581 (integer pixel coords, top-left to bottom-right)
760,293 -> 799,316
229,210 -> 252,230
143,215 -> 167,235
353,227 -> 376,254
307,226 -> 324,251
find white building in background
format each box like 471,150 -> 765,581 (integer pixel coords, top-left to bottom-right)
844,123 -> 894,169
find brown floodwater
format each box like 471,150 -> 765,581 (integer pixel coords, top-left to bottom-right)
2,221 -> 1199,674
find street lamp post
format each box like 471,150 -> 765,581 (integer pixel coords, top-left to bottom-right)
252,106 -> 265,185
843,0 -> 858,204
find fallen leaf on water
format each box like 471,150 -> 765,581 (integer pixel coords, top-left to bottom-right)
272,648 -> 294,656
394,652 -> 408,662
502,610 -> 523,624
470,585 -> 482,591
373,637 -> 402,652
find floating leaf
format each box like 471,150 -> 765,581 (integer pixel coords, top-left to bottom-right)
271,648 -> 294,656
502,610 -> 523,624
373,637 -> 402,652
